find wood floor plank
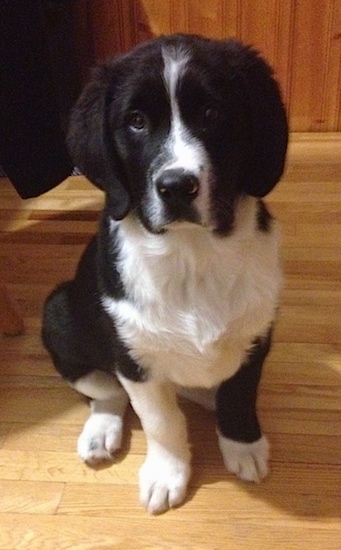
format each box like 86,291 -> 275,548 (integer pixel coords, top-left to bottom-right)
275,305 -> 341,344
58,480 -> 341,520
0,513 -> 340,550
0,480 -> 63,514
0,448 -> 142,485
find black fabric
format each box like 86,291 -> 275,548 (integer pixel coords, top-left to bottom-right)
0,0 -> 81,198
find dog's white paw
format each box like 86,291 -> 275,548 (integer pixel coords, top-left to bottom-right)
218,434 -> 270,483
78,413 -> 123,464
139,452 -> 191,514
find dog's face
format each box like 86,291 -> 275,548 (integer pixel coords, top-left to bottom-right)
68,35 -> 288,235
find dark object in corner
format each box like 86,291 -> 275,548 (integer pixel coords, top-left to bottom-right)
0,0 -> 81,198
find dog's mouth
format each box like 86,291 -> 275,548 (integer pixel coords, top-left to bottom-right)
139,205 -> 203,234
162,202 -> 200,227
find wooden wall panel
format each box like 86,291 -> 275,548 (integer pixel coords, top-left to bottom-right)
237,0 -> 294,105
288,0 -> 341,131
331,0 -> 341,131
74,0 -> 341,132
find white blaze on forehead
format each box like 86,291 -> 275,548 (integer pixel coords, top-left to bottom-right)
152,45 -> 213,228
161,47 -> 208,177
162,45 -> 190,108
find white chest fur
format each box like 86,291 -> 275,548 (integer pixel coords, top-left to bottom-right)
102,198 -> 282,388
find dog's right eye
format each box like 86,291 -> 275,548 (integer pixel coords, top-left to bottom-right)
128,111 -> 147,132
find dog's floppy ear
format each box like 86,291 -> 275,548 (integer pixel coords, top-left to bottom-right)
232,43 -> 288,197
67,65 -> 130,220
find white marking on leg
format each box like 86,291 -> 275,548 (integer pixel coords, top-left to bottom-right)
71,370 -> 129,464
218,433 -> 270,483
118,374 -> 191,514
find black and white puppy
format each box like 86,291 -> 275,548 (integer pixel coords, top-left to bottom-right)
42,34 -> 288,514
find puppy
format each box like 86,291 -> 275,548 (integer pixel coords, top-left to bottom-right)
42,34 -> 288,514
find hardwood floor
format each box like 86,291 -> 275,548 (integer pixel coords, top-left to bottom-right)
0,133 -> 340,549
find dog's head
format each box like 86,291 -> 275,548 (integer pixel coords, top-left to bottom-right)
68,34 -> 288,234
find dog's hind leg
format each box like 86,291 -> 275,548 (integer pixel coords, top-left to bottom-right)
72,370 -> 129,464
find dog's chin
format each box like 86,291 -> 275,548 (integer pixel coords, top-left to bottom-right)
164,219 -> 206,232
138,203 -> 206,234
143,213 -> 212,235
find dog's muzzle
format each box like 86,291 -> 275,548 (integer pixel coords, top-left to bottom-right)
151,168 -> 201,228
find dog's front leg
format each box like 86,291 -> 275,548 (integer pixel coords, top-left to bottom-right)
118,374 -> 191,514
216,330 -> 272,483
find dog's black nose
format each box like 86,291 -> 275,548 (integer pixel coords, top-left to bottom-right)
156,170 -> 199,202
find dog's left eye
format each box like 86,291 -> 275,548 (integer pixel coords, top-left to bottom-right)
128,111 -> 147,132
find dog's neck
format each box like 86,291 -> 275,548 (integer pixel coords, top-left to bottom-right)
109,195 -> 266,307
